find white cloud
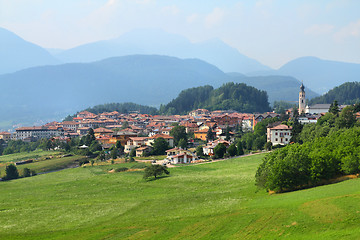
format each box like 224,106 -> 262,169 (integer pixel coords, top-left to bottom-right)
161,5 -> 179,16
205,7 -> 224,28
304,24 -> 334,35
186,13 -> 198,24
334,19 -> 360,42
135,0 -> 153,4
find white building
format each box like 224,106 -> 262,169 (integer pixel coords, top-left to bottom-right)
124,137 -> 148,153
16,126 -> 65,140
298,115 -> 321,124
165,147 -> 196,164
305,104 -> 331,114
266,124 -> 292,146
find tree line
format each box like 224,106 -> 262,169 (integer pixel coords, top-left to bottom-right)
159,82 -> 271,115
256,103 -> 360,193
309,82 -> 360,105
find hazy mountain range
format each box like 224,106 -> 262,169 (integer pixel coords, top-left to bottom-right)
1,27 -> 360,130
249,56 -> 360,94
0,55 -> 316,129
55,29 -> 271,74
0,27 -> 59,74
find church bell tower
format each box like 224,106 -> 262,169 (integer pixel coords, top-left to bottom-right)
299,83 -> 305,114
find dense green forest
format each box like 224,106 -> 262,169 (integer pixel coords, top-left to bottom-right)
160,82 -> 271,115
256,105 -> 360,193
84,102 -> 158,115
309,82 -> 360,105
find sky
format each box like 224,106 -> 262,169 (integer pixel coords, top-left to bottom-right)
0,0 -> 360,69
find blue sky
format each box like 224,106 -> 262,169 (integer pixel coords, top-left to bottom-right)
1,0 -> 359,68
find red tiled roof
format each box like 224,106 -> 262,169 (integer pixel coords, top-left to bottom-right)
148,134 -> 174,139
62,121 -> 79,125
94,127 -> 113,133
269,124 -> 292,130
129,137 -> 148,141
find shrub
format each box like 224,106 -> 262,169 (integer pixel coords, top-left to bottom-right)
214,143 -> 226,159
115,167 -> 128,172
23,168 -> 31,177
4,164 -> 19,180
79,159 -> 90,166
227,144 -> 237,157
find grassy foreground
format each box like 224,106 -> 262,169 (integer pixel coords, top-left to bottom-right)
0,150 -> 87,177
0,154 -> 360,239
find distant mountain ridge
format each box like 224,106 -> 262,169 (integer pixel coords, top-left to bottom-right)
0,27 -> 60,74
0,55 -> 227,128
0,54 -> 319,130
249,56 -> 360,94
56,29 -> 271,74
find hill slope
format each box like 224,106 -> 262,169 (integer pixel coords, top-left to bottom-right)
160,83 -> 271,114
56,29 -> 271,73
0,55 -> 227,126
309,82 -> 360,105
229,74 -> 319,104
0,54 -> 321,129
1,154 -> 360,239
0,27 -> 60,74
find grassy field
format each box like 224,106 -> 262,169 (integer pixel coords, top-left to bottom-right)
0,153 -> 359,239
0,150 -> 87,177
134,155 -> 167,161
0,149 -> 62,163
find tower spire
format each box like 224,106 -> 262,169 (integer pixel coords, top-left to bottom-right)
299,82 -> 306,114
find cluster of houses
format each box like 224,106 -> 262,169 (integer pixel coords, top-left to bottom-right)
0,109 -> 291,161
2,84 -> 359,163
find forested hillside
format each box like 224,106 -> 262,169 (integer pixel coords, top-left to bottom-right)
256,104 -> 360,193
160,82 -> 271,115
309,82 -> 360,105
84,102 -> 158,115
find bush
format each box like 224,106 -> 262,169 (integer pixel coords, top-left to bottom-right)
23,168 -> 31,177
227,144 -> 237,157
214,143 -> 226,159
264,141 -> 272,151
115,167 -> 128,172
79,159 -> 90,166
4,164 -> 19,180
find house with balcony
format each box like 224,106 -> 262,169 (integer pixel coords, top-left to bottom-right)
165,147 -> 196,164
266,124 -> 292,146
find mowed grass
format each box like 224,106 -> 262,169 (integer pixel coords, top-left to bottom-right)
0,150 -> 86,177
0,154 -> 360,239
0,150 -> 62,163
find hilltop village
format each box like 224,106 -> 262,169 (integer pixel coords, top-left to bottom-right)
1,84 -> 358,162
3,109 -> 273,159
0,85 -> 360,163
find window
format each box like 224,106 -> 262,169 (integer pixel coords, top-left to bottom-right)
275,132 -> 278,135
275,138 -> 278,141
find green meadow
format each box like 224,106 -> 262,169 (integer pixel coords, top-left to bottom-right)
0,149 -> 62,163
0,150 -> 86,177
0,153 -> 359,239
